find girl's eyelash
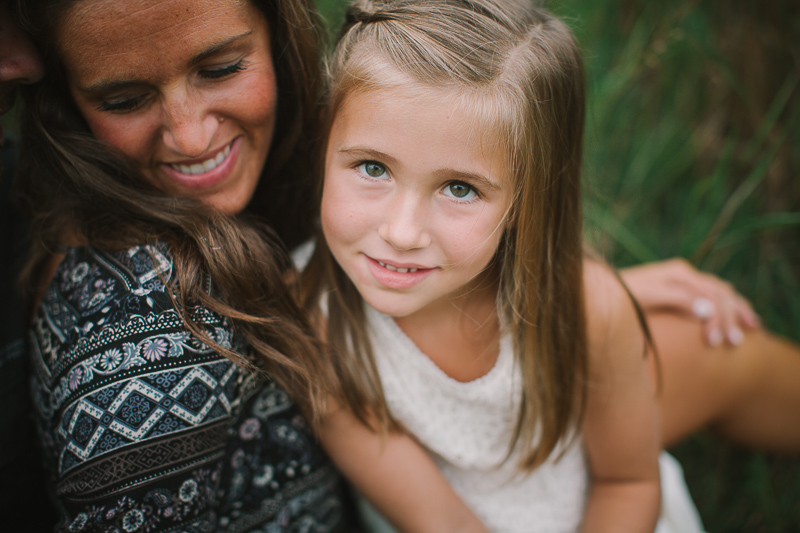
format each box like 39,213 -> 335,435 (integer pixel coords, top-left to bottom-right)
96,96 -> 145,113
200,59 -> 249,80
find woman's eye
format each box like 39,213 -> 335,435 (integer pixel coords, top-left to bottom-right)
443,181 -> 477,201
357,161 -> 388,179
200,60 -> 249,80
96,95 -> 146,113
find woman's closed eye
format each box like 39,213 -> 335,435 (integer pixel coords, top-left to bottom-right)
94,60 -> 250,114
356,161 -> 389,180
199,59 -> 250,80
442,181 -> 479,202
96,94 -> 148,113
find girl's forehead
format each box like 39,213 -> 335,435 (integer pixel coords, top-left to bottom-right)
340,81 -> 510,146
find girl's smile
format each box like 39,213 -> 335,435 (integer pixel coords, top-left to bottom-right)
365,255 -> 436,290
321,84 -> 513,321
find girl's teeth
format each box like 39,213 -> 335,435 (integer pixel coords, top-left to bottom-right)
171,143 -> 232,175
377,261 -> 418,273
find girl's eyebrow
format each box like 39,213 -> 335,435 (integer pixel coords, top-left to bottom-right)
77,31 -> 254,94
338,147 -> 399,167
433,169 -> 501,191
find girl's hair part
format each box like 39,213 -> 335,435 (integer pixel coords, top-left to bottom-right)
15,0 -> 335,424
303,0 -> 588,469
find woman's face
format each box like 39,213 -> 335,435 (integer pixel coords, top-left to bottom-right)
57,0 -> 277,214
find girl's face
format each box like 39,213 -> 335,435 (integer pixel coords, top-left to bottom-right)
322,86 -> 513,321
57,0 -> 277,214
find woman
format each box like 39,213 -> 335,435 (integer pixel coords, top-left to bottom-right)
17,0 -> 354,530
14,0 -> 800,531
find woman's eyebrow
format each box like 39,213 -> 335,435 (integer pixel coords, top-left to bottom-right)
78,31 -> 254,94
188,30 -> 253,67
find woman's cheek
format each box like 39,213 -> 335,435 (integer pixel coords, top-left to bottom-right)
84,112 -> 153,163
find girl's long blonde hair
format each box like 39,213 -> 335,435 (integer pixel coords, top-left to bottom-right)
303,0 -> 587,469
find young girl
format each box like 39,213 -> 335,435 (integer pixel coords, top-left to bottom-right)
302,0 -> 708,531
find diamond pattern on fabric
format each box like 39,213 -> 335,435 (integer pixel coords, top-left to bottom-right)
30,244 -> 351,531
60,363 -> 236,470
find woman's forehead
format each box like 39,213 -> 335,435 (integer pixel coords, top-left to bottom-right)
56,0 -> 258,83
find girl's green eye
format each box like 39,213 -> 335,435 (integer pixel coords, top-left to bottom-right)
359,162 -> 387,178
444,181 -> 477,200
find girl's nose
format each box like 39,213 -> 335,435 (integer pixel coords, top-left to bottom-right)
378,196 -> 431,251
161,95 -> 219,158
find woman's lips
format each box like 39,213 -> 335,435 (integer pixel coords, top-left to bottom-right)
169,143 -> 231,175
160,137 -> 240,190
365,255 -> 435,289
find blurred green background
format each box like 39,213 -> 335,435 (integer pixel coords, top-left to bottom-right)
310,0 -> 800,531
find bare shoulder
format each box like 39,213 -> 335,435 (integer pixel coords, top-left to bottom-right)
583,257 -> 646,379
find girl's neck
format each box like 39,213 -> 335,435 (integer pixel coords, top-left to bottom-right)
394,274 -> 502,383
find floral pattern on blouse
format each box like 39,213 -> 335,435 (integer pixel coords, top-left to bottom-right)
30,244 -> 352,532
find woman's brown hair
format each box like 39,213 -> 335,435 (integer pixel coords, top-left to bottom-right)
14,0 -> 334,423
303,0 -> 588,469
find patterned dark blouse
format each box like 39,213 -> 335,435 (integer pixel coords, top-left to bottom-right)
29,244 -> 353,532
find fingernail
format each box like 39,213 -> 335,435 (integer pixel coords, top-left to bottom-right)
708,328 -> 723,347
692,297 -> 714,319
728,326 -> 744,346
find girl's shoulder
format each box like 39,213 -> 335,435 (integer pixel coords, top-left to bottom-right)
582,258 -> 647,375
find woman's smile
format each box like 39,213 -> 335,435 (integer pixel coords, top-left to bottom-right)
165,140 -> 233,176
161,137 -> 239,190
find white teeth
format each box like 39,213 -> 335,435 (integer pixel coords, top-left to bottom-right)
378,261 -> 418,273
170,143 -> 232,175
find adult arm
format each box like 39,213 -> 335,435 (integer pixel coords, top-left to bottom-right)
29,245 -> 235,532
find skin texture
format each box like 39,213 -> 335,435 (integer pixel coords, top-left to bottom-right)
0,1 -> 44,121
57,0 -> 277,214
321,83 -> 661,532
652,313 -> 800,451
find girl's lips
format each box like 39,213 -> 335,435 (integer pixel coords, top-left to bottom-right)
159,137 -> 241,191
365,255 -> 435,289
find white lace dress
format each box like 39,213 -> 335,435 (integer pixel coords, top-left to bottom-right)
359,304 -> 706,533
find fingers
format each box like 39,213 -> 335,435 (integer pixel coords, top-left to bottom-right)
621,258 -> 761,347
691,297 -> 715,320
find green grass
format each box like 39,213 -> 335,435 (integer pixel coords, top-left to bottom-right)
561,2 -> 800,530
315,0 -> 800,530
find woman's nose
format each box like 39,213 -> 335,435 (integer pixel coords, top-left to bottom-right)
377,195 -> 431,251
161,95 -> 219,158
